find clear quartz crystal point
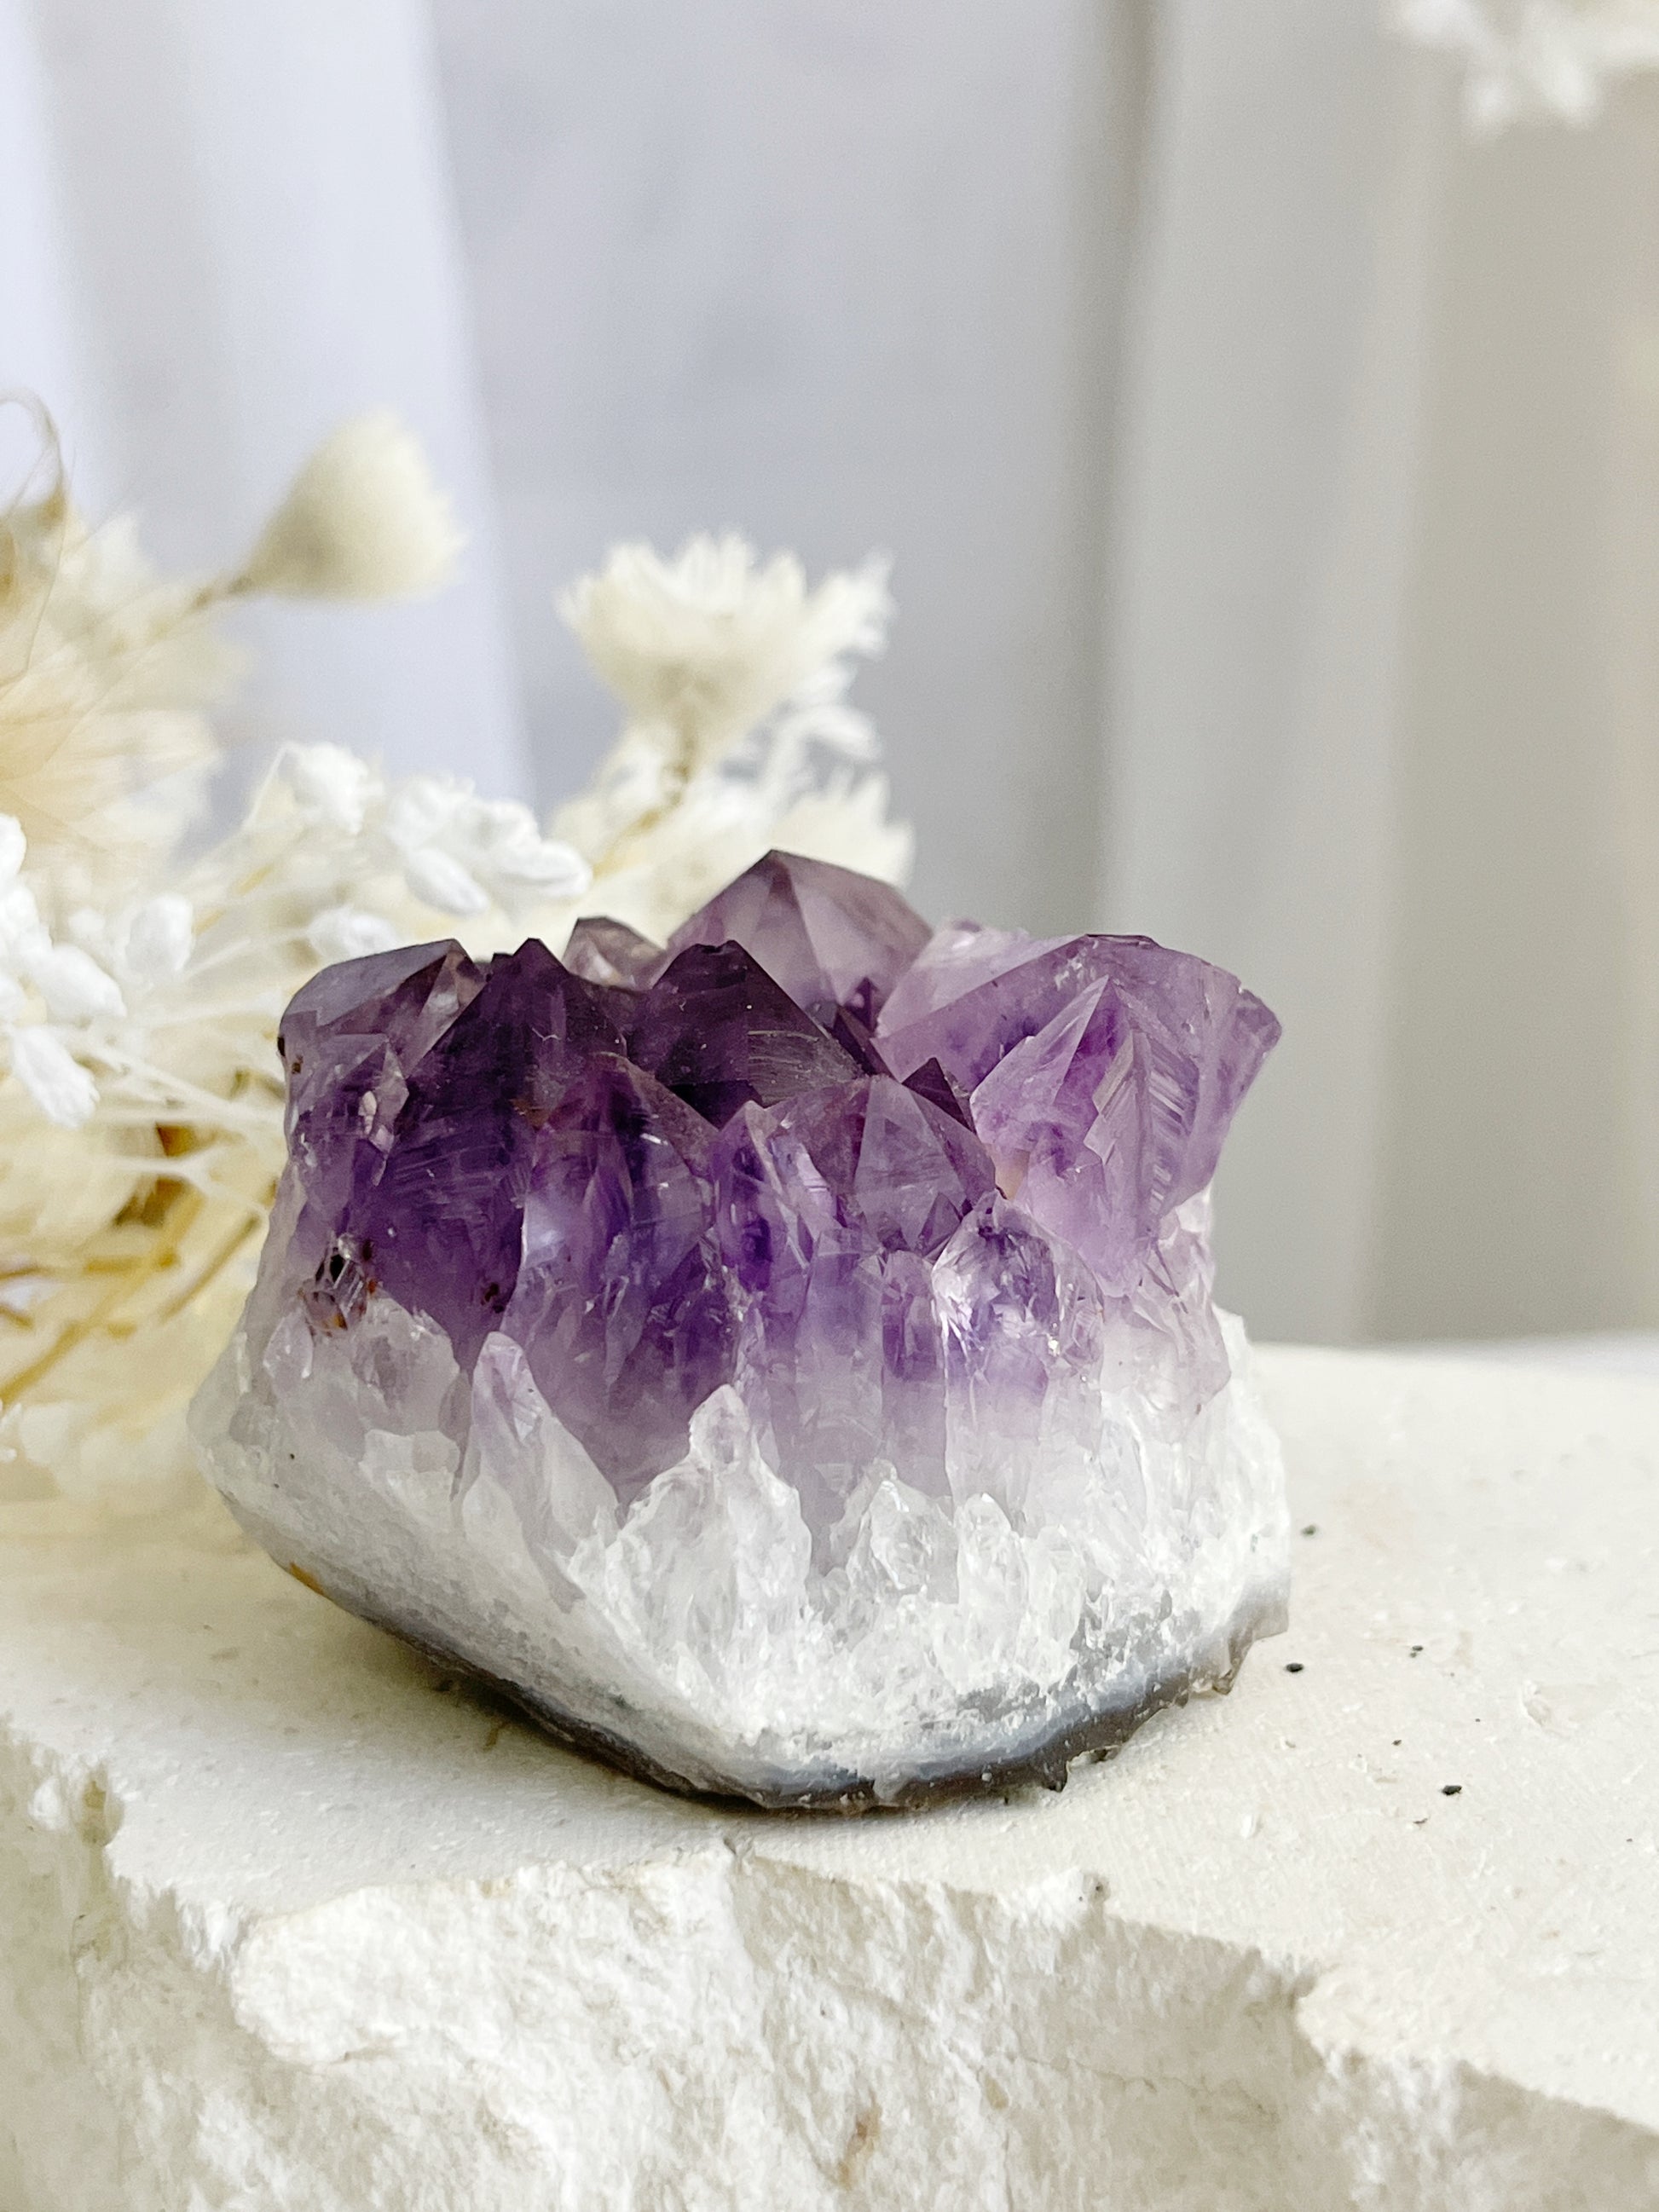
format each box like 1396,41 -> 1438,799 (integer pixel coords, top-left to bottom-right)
193,851 -> 1291,1809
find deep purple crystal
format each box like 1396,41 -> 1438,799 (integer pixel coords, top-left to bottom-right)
624,939 -> 860,1126
562,915 -> 669,990
503,1056 -> 734,1499
664,848 -> 930,1022
344,942 -> 626,1367
262,848 -> 1279,1525
276,939 -> 485,1315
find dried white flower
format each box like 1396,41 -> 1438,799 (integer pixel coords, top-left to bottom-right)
26,944 -> 124,1024
280,743 -> 379,835
119,895 -> 194,980
307,905 -> 399,964
560,535 -> 890,777
236,412 -> 463,601
0,420 -> 227,893
1391,0 -> 1659,127
9,1025 -> 96,1129
551,536 -> 903,937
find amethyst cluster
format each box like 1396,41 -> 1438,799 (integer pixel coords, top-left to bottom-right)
193,852 -> 1290,1807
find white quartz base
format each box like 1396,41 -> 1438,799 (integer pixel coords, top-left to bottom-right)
3,1348 -> 1657,2211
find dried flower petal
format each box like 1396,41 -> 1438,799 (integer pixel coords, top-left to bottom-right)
9,1028 -> 97,1128
307,906 -> 400,964
122,896 -> 194,979
26,944 -> 124,1024
280,745 -> 380,835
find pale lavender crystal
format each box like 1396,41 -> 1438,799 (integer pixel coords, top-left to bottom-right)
194,848 -> 1288,1810
562,915 -> 668,990
711,1076 -> 996,1527
275,939 -> 484,1326
665,848 -> 930,1021
877,923 -> 1280,1291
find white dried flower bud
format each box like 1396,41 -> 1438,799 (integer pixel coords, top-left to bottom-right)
9,1027 -> 97,1128
0,882 -> 49,969
308,906 -> 400,963
27,944 -> 125,1024
238,413 -> 464,602
384,776 -> 461,855
282,746 -> 380,835
461,800 -> 592,898
385,778 -> 592,915
400,845 -> 490,917
122,895 -> 194,979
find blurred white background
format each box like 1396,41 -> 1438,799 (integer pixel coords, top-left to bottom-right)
3,0 -> 1659,1349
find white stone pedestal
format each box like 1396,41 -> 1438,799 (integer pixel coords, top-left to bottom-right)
3,1348 -> 1657,2211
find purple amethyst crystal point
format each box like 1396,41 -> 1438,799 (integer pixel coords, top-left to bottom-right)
827,1002 -> 893,1078
562,915 -> 668,990
667,850 -> 930,1021
274,939 -> 484,1319
899,1054 -> 974,1131
194,848 -> 1289,1812
504,1056 -> 733,1499
354,941 -> 627,1366
280,938 -> 483,1155
712,1077 -> 993,1524
879,926 -> 1280,1288
626,939 -> 860,1124
874,921 -> 1073,1060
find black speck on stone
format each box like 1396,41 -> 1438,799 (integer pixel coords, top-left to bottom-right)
1284,1662 -> 1304,1674
1409,1644 -> 1424,1657
1301,1524 -> 1318,1538
1442,1783 -> 1462,1797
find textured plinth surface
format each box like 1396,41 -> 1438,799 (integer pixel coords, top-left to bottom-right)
6,1349 -> 1659,2212
192,854 -> 1287,1805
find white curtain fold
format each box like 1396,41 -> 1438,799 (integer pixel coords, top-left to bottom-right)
0,0 -> 527,794
1102,5 -> 1452,1342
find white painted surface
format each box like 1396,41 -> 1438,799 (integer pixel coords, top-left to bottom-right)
3,1346 -> 1658,2208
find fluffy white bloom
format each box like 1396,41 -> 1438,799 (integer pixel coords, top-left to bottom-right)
550,539 -> 904,943
384,777 -> 592,917
120,895 -> 194,980
9,1027 -> 97,1129
26,944 -> 124,1024
238,413 -> 464,601
560,536 -> 891,773
307,905 -> 400,963
0,879 -> 49,967
280,744 -> 382,835
1392,0 -> 1659,127
398,842 -> 490,916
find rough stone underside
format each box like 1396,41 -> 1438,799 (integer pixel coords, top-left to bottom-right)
192,852 -> 1290,1805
